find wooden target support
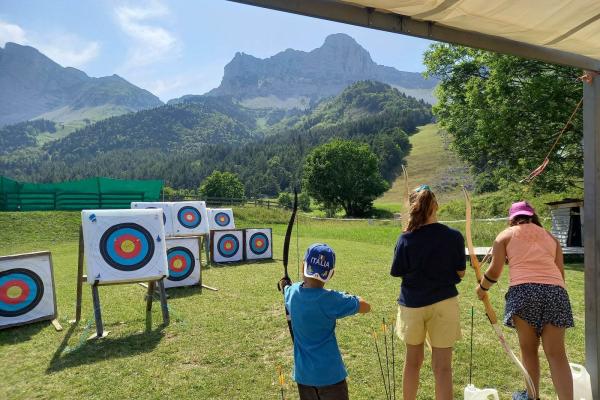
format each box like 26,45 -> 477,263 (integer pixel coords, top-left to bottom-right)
74,226 -> 170,339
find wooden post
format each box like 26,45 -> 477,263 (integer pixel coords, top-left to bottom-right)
146,281 -> 155,313
157,279 -> 170,326
91,282 -> 105,339
75,225 -> 84,322
583,73 -> 600,399
198,236 -> 203,293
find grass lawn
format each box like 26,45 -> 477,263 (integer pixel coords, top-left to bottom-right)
376,124 -> 472,215
0,209 -> 585,399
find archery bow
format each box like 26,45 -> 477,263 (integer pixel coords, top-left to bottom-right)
463,187 -> 536,398
280,189 -> 298,342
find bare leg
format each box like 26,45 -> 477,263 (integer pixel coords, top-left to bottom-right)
403,343 -> 424,400
431,347 -> 453,400
540,324 -> 572,400
513,316 -> 541,397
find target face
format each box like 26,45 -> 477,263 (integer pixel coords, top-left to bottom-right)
167,247 -> 195,281
249,232 -> 269,255
177,206 -> 202,229
214,212 -> 230,227
217,234 -> 240,258
99,223 -> 155,271
0,268 -> 44,317
147,207 -> 167,225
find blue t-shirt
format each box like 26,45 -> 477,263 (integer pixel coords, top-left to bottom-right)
284,282 -> 359,386
390,223 -> 466,308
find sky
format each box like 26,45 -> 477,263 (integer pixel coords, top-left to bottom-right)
0,0 -> 433,102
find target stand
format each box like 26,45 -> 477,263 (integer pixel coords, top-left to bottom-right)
74,220 -> 170,339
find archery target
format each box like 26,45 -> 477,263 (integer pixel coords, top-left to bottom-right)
164,237 -> 200,288
172,202 -> 209,235
209,208 -> 235,230
211,230 -> 244,263
244,228 -> 273,260
82,209 -> 168,284
0,252 -> 57,330
131,202 -> 174,237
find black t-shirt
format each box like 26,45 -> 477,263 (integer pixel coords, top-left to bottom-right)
390,223 -> 466,308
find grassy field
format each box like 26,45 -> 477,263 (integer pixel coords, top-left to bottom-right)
376,124 -> 472,214
0,209 -> 585,399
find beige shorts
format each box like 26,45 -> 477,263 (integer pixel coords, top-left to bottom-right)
396,296 -> 462,348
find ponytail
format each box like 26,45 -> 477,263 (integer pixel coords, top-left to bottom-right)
406,185 -> 438,232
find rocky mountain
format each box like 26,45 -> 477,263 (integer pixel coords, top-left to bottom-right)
0,42 -> 163,126
195,33 -> 437,108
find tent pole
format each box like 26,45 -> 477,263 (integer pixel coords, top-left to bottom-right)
583,73 -> 600,399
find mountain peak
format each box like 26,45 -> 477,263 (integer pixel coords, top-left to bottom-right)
202,33 -> 437,107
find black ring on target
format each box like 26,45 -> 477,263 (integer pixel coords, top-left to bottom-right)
0,268 -> 44,317
99,223 -> 155,271
214,212 -> 230,227
177,206 -> 202,229
249,232 -> 270,255
217,234 -> 240,258
166,246 -> 195,281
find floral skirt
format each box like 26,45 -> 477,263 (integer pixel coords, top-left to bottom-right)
504,283 -> 574,337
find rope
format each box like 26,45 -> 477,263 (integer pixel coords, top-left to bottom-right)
520,96 -> 583,184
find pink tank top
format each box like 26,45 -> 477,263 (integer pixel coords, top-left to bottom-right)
505,224 -> 564,287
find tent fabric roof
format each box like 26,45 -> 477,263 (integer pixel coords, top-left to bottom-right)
342,0 -> 600,63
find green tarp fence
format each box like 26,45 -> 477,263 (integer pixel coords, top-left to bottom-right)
0,177 -> 163,211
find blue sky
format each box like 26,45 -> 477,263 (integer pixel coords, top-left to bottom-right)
0,0 -> 433,101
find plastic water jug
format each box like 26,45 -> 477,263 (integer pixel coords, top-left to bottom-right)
571,363 -> 593,400
464,384 -> 499,400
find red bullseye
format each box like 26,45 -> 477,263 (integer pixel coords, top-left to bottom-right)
224,241 -> 233,250
114,234 -> 142,259
0,280 -> 30,304
185,213 -> 195,222
170,255 -> 187,271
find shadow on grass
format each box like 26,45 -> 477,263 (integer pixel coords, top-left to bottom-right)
0,319 -> 47,346
46,321 -> 165,373
164,285 -> 203,299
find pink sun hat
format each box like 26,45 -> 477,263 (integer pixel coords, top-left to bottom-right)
508,201 -> 535,220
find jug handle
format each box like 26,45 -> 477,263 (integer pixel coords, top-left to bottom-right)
481,389 -> 499,400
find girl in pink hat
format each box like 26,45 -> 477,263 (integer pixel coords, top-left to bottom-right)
476,201 -> 574,400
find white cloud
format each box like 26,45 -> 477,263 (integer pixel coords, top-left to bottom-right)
115,0 -> 179,70
0,19 -> 100,68
0,20 -> 26,45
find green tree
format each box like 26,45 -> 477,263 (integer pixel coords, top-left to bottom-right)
303,140 -> 389,217
199,171 -> 245,199
424,44 -> 582,192
277,192 -> 292,208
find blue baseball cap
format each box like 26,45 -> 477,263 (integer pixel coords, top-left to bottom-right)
303,243 -> 336,282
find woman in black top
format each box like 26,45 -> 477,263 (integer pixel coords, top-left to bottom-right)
390,185 -> 466,400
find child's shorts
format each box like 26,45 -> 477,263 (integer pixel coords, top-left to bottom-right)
504,283 -> 574,336
396,296 -> 462,348
297,379 -> 348,400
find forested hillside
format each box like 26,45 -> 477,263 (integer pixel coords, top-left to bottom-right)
1,81 -> 432,196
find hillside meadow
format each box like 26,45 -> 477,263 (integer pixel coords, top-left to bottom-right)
0,208 -> 585,399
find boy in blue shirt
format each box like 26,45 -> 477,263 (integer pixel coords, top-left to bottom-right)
279,243 -> 371,400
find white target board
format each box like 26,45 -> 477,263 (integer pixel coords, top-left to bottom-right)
211,230 -> 244,263
131,202 -> 174,237
0,252 -> 57,330
172,201 -> 209,236
244,228 -> 273,260
209,208 -> 236,230
82,209 -> 168,284
165,237 -> 200,288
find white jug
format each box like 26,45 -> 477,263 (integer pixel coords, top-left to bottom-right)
571,363 -> 593,400
464,384 -> 499,400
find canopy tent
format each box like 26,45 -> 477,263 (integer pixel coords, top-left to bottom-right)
230,1 -> 600,396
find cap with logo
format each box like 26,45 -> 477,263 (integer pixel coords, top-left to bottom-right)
303,243 -> 336,282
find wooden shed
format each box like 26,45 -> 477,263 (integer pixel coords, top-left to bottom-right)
546,198 -> 584,247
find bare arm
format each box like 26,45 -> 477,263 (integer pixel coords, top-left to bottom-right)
553,236 -> 565,281
358,298 -> 371,314
476,230 -> 510,298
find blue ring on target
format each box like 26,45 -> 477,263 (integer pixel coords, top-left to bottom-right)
214,212 -> 230,227
0,268 -> 44,317
166,247 -> 195,281
217,234 -> 240,258
178,206 -> 202,229
249,232 -> 270,255
99,223 -> 154,271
